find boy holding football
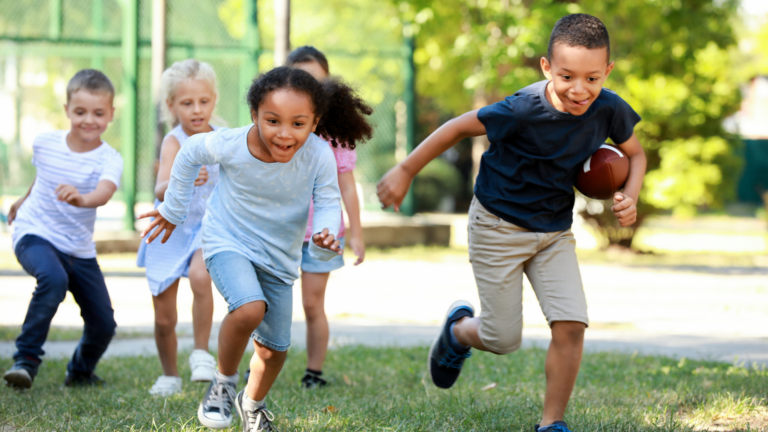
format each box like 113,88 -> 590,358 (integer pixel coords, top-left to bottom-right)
377,14 -> 646,432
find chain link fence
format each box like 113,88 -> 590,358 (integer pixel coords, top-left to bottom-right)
0,0 -> 409,225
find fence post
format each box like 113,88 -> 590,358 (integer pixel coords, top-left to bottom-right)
121,0 -> 139,231
239,0 -> 260,126
399,31 -> 416,216
49,0 -> 62,39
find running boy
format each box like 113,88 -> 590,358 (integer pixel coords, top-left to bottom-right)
377,14 -> 646,432
4,69 -> 123,389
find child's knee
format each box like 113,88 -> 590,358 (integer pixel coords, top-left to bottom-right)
232,301 -> 266,329
34,270 -> 69,302
302,297 -> 324,320
552,320 -> 586,342
189,268 -> 211,294
155,314 -> 177,334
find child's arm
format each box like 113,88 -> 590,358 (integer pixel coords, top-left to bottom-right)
339,171 -> 364,265
140,133 -> 217,244
377,110 -> 487,210
55,180 -> 117,208
309,151 -> 344,259
154,135 -> 209,202
7,178 -> 35,225
612,133 -> 646,227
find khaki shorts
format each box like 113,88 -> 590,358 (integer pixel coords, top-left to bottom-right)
468,197 -> 588,354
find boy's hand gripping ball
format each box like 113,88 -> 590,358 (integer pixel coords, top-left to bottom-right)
575,144 -> 629,200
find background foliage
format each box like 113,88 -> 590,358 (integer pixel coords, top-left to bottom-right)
393,0 -> 746,245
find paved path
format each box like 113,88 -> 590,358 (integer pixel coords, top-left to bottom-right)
1,259 -> 767,364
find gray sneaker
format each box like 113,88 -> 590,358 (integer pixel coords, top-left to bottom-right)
198,376 -> 237,429
3,362 -> 35,389
235,390 -> 278,431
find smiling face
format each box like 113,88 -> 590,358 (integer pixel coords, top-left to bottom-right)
168,79 -> 217,135
64,90 -> 115,150
541,44 -> 614,115
249,88 -> 318,164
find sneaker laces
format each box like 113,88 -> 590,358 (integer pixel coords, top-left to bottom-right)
438,343 -> 472,369
206,380 -> 236,416
246,406 -> 278,431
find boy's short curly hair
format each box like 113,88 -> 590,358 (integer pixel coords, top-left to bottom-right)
66,69 -> 115,103
547,14 -> 610,62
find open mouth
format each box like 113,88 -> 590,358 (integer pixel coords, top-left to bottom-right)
273,143 -> 294,152
571,98 -> 590,107
190,118 -> 205,126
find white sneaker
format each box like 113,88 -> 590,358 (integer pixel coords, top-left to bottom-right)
149,375 -> 182,397
189,349 -> 217,382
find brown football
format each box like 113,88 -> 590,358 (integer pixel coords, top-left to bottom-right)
575,144 -> 629,200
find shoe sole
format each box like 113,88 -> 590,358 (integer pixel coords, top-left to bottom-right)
427,300 -> 474,389
190,370 -> 215,382
198,401 -> 234,429
3,370 -> 32,389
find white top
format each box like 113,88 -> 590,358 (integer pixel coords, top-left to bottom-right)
12,130 -> 124,258
158,125 -> 342,283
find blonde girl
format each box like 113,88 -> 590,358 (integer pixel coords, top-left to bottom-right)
137,59 -> 221,396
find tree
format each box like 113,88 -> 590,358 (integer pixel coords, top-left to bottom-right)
393,0 -> 743,246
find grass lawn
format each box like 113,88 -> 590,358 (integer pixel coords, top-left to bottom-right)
1,346 -> 767,431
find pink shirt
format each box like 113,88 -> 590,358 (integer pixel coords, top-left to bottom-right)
304,142 -> 357,242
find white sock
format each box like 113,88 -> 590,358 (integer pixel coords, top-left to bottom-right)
243,392 -> 265,410
214,369 -> 239,384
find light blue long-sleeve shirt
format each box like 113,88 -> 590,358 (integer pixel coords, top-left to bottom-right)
158,125 -> 342,283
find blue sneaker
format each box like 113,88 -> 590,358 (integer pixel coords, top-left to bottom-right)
428,300 -> 474,389
535,421 -> 572,432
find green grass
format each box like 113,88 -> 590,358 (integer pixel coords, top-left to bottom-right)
1,347 -> 767,431
0,326 -> 156,342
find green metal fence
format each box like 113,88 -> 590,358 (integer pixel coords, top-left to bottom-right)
0,0 -> 413,229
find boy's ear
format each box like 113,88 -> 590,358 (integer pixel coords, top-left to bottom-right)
605,61 -> 615,78
540,57 -> 553,80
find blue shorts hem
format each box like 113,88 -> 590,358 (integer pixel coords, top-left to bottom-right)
251,333 -> 290,352
227,295 -> 268,313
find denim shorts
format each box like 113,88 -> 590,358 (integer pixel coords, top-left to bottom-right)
300,237 -> 345,274
205,251 -> 293,352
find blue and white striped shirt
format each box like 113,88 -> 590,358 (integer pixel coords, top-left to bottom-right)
12,130 -> 124,258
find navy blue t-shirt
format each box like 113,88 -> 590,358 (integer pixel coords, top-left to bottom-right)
476,80 -> 641,233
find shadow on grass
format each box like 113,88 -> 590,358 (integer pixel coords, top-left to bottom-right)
1,346 -> 766,431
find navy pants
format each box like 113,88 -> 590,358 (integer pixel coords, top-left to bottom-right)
13,235 -> 116,376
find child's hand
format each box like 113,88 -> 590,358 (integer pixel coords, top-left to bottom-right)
312,228 -> 343,255
55,184 -> 86,207
194,166 -> 209,186
349,231 -> 365,266
7,196 -> 25,226
138,209 -> 177,244
611,192 -> 637,227
376,165 -> 413,212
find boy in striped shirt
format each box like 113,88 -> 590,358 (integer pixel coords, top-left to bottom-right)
4,69 -> 123,389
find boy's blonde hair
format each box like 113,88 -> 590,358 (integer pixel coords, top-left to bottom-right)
159,59 -> 218,127
67,69 -> 115,103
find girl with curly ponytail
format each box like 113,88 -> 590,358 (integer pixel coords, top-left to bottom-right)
138,65 -> 372,429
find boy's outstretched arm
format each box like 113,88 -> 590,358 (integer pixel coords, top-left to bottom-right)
7,178 -> 35,225
55,180 -> 117,209
377,110 -> 486,211
612,133 -> 646,227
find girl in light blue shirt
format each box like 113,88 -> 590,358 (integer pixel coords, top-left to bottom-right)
139,66 -> 372,431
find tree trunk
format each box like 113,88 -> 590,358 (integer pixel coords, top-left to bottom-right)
274,0 -> 291,66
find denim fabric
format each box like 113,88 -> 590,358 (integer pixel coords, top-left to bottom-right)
13,235 -> 116,376
205,251 -> 293,352
300,238 -> 345,273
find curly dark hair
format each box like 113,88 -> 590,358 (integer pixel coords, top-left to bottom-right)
547,14 -> 610,62
286,46 -> 330,75
246,67 -> 372,150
